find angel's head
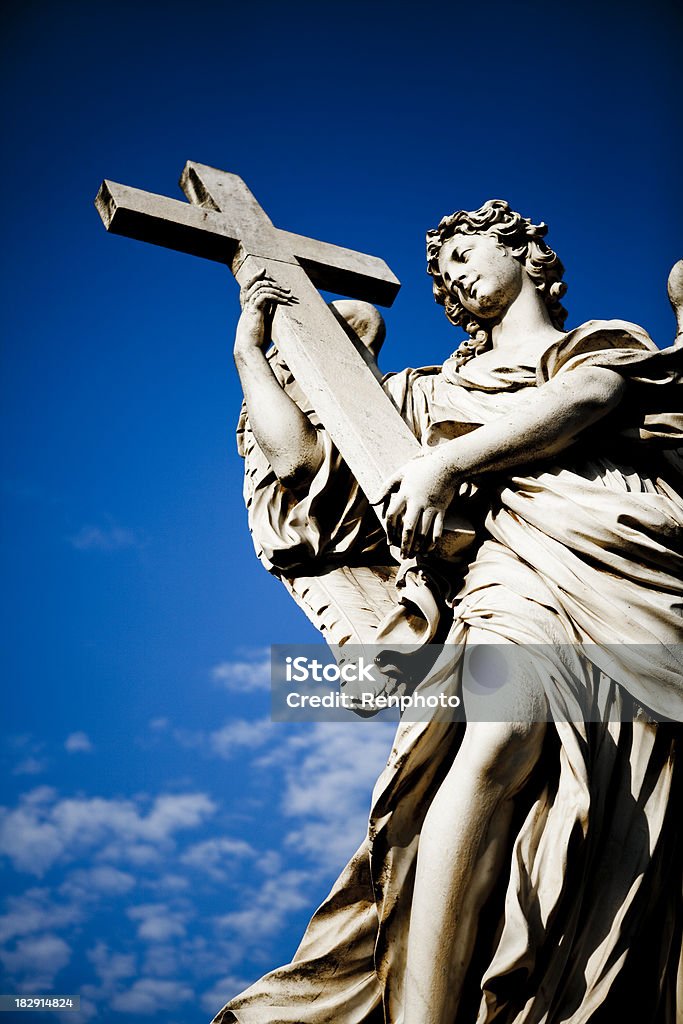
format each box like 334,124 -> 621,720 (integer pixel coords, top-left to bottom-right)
426,200 -> 568,364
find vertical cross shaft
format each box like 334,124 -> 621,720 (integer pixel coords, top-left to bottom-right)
95,163 -> 473,552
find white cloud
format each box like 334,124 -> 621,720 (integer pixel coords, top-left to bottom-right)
78,944 -> 139,1022
201,975 -> 253,1015
211,651 -> 271,692
64,731 -> 93,753
98,842 -> 162,866
60,865 -> 136,899
253,849 -> 282,876
214,870 -> 311,948
0,719 -> 395,1021
0,889 -> 83,944
174,934 -> 231,976
68,524 -> 142,552
180,715 -> 393,867
127,903 -> 190,943
0,784 -> 266,1020
110,978 -> 193,1015
65,996 -> 98,1022
0,933 -> 71,991
0,790 -> 216,876
145,873 -> 190,893
19,786 -> 56,805
180,836 -> 254,880
261,723 -> 394,867
141,943 -> 179,978
207,718 -> 274,758
7,738 -> 48,777
12,756 -> 48,776
0,807 -> 63,877
195,719 -> 393,989
87,941 -> 137,988
169,717 -> 275,760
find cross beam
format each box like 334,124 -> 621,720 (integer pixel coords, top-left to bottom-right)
94,163 -> 472,553
96,163 -> 399,306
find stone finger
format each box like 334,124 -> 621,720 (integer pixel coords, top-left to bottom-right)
432,509 -> 445,543
401,507 -> 420,558
385,492 -> 406,545
250,288 -> 294,309
417,508 -> 436,553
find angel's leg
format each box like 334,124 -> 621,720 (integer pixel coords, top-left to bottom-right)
402,631 -> 548,1024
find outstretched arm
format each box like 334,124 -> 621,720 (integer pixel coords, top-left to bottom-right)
234,271 -> 324,488
380,365 -> 627,557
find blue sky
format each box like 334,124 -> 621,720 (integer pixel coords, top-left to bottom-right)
1,0 -> 682,1020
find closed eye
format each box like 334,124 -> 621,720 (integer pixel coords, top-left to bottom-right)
451,247 -> 472,263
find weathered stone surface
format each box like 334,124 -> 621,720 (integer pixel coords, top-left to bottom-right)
97,176 -> 683,1024
96,163 -> 401,303
223,199 -> 683,1024
95,163 -> 472,550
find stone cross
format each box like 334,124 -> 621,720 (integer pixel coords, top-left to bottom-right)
95,163 -> 471,551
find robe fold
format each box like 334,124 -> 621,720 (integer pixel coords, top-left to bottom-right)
215,321 -> 683,1024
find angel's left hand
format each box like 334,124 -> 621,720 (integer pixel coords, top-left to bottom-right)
376,450 -> 459,559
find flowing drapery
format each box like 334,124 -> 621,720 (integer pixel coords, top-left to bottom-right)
215,321 -> 683,1023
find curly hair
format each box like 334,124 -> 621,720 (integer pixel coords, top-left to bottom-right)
426,199 -> 568,365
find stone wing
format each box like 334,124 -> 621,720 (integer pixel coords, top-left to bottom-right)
282,563 -> 399,647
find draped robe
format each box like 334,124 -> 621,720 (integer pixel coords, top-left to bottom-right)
215,320 -> 683,1024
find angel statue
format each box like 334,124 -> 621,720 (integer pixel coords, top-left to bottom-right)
212,201 -> 683,1024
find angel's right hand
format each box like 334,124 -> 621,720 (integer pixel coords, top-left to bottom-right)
235,269 -> 297,355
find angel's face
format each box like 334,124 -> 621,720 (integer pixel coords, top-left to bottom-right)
437,233 -> 524,319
